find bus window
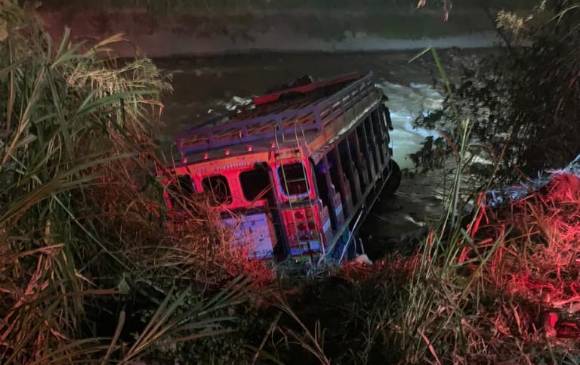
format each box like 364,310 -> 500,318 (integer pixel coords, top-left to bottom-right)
202,175 -> 232,206
364,118 -> 380,173
168,174 -> 195,209
339,139 -> 359,204
278,163 -> 309,196
371,111 -> 386,166
314,161 -> 331,208
240,167 -> 271,201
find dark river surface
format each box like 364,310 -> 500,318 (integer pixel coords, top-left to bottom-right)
158,50 -> 460,135
155,49 -> 488,259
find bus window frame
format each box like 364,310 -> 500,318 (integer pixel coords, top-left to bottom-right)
239,165 -> 272,203
201,174 -> 233,206
276,160 -> 312,200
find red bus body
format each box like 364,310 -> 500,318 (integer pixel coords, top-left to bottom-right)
163,72 -> 396,260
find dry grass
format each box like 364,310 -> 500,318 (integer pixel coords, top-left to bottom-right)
0,1 -> 270,363
262,148 -> 579,364
466,173 -> 580,340
391,173 -> 580,364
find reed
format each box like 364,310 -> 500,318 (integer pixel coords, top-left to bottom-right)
0,2 -> 265,363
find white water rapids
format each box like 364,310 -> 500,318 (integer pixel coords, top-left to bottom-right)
378,81 -> 444,169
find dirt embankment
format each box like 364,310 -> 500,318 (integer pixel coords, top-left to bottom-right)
38,5 -> 500,57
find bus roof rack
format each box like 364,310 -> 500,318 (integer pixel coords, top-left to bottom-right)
177,72 -> 375,157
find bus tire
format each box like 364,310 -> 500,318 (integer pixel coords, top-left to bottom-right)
384,160 -> 401,196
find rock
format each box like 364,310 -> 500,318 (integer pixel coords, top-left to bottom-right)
353,254 -> 372,265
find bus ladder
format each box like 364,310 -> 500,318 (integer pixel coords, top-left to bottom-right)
274,121 -> 326,260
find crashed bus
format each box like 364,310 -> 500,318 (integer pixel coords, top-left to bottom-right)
163,72 -> 401,261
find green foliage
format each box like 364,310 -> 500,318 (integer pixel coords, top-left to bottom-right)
444,0 -> 580,179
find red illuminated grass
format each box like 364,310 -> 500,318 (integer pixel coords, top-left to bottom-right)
313,172 -> 580,364
466,173 -> 580,340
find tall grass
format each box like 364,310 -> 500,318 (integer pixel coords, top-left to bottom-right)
264,130 -> 579,364
0,2 -> 263,363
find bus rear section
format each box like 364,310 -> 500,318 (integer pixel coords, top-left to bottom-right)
163,149 -> 330,260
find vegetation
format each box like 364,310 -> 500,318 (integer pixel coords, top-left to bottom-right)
0,1 -> 268,363
437,0 -> 580,179
248,120 -> 579,364
1,0 -> 579,364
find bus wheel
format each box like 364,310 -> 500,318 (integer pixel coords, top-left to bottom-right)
384,160 -> 401,196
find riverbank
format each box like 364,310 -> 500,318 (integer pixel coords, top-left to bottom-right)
38,4 -> 507,57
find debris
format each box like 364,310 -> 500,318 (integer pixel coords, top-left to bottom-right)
224,95 -> 252,111
486,154 -> 580,207
353,254 -> 372,266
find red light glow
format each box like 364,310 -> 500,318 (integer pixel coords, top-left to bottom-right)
463,173 -> 580,340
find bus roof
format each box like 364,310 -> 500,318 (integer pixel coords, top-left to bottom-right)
176,71 -> 379,164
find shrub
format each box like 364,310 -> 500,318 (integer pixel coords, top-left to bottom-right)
447,0 -> 580,179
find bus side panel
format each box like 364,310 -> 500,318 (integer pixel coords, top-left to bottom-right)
222,213 -> 278,259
